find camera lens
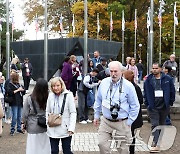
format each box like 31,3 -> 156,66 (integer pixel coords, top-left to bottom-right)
110,104 -> 120,119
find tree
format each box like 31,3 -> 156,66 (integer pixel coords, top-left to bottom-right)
23,0 -> 78,33
0,1 -> 23,71
22,0 -> 179,64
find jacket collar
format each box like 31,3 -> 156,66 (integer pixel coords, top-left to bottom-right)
147,72 -> 165,81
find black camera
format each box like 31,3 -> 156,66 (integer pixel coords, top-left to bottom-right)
92,77 -> 99,83
110,104 -> 120,119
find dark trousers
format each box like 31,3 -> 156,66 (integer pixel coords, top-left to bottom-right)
49,136 -> 73,154
70,76 -> 78,97
129,128 -> 135,154
77,90 -> 88,121
148,108 -> 169,147
23,76 -> 31,90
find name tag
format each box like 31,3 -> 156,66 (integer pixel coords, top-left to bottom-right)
155,90 -> 163,97
0,93 -> 4,98
102,99 -> 110,109
172,67 -> 176,71
96,62 -> 100,66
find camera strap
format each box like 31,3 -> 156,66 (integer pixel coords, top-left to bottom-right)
109,77 -> 123,107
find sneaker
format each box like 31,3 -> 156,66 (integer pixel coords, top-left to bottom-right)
5,119 -> 11,124
10,132 -> 15,136
17,130 -> 24,134
79,120 -> 87,124
86,119 -> 92,123
150,146 -> 160,153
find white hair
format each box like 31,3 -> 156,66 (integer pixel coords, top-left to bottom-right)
170,54 -> 175,58
108,61 -> 123,70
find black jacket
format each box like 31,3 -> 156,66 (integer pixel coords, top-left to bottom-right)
131,82 -> 143,129
7,82 -> 25,107
21,62 -> 33,77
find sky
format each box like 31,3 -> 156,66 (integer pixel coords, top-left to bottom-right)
11,0 -> 45,40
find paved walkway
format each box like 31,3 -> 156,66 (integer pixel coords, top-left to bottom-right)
0,120 -> 180,154
0,78 -> 180,153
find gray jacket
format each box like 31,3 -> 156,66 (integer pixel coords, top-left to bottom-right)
22,95 -> 47,134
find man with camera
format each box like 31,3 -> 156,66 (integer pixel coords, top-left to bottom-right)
93,61 -> 140,154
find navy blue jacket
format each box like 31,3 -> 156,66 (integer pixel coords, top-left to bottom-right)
91,57 -> 101,68
144,72 -> 175,110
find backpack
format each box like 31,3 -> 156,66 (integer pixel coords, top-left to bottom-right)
78,74 -> 92,95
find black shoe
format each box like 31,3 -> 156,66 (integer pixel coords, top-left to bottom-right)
17,130 -> 24,134
10,132 -> 15,136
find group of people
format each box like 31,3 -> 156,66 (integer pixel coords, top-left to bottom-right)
22,77 -> 76,154
60,51 -> 111,124
0,51 -> 178,154
0,57 -> 33,137
93,54 -> 177,153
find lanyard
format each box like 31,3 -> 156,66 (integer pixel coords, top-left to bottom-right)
152,76 -> 162,90
108,78 -> 123,106
53,95 -> 60,113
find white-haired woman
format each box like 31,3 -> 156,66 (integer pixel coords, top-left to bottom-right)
46,77 -> 76,154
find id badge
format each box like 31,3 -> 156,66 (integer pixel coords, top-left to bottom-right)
102,99 -> 110,109
172,67 -> 176,71
155,90 -> 163,97
96,62 -> 100,66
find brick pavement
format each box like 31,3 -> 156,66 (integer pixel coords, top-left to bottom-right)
0,120 -> 180,154
0,79 -> 180,154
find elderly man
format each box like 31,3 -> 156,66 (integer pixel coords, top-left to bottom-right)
93,61 -> 140,154
163,54 -> 177,83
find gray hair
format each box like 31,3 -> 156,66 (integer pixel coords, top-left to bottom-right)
108,61 -> 123,70
170,54 -> 175,58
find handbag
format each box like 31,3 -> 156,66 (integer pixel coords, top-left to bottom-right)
4,94 -> 14,104
31,96 -> 47,128
48,93 -> 67,127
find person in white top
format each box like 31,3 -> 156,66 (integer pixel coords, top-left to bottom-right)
46,77 -> 76,154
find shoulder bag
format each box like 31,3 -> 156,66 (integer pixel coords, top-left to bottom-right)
48,93 -> 67,127
4,94 -> 14,104
31,96 -> 47,128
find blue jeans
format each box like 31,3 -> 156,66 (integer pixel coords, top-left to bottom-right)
172,76 -> 176,84
138,71 -> 143,83
5,103 -> 12,119
11,106 -> 22,133
49,136 -> 73,154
